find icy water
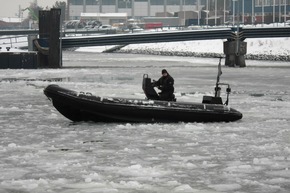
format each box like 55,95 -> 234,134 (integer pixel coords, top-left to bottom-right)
0,51 -> 290,193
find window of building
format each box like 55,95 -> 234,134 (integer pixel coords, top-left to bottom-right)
102,0 -> 116,5
151,0 -> 164,5
184,0 -> 194,5
167,0 -> 180,5
118,0 -> 132,8
86,0 -> 98,5
71,0 -> 83,5
70,0 -> 99,5
255,0 -> 289,6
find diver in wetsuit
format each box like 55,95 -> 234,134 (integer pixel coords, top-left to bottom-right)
153,69 -> 175,101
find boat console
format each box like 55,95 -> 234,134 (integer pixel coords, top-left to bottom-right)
142,74 -> 176,101
142,74 -> 160,100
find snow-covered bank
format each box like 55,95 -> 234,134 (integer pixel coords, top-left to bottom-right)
76,37 -> 290,61
117,38 -> 290,61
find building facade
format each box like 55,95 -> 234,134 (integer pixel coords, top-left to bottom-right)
232,0 -> 290,24
67,0 -> 290,25
68,0 -> 201,20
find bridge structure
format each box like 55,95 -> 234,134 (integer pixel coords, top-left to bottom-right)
1,25 -> 290,68
58,27 -> 290,48
59,27 -> 290,67
1,27 -> 290,46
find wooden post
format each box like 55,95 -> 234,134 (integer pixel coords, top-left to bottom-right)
38,9 -> 62,68
48,8 -> 62,68
38,10 -> 50,68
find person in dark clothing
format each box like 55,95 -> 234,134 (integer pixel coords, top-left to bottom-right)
153,69 -> 175,101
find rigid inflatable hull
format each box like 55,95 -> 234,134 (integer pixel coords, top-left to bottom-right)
44,85 -> 243,123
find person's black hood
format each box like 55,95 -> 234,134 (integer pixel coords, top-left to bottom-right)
162,69 -> 168,74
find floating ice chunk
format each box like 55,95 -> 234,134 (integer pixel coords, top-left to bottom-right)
266,177 -> 290,185
173,184 -> 197,192
157,138 -> 165,142
165,180 -> 180,186
185,162 -> 197,168
123,147 -> 140,152
253,158 -> 272,165
8,143 -> 17,148
266,169 -> 290,178
128,164 -> 142,170
208,183 -> 242,192
116,123 -> 133,129
184,142 -> 199,146
120,180 -> 142,188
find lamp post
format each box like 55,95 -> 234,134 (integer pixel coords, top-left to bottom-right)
206,0 -> 209,27
197,0 -> 200,26
203,10 -> 209,27
252,0 -> 255,25
215,0 -> 217,25
279,0 -> 281,23
242,0 -> 244,24
183,0 -> 186,26
273,0 -> 276,24
284,0 -> 287,24
83,0 -> 86,13
262,0 -> 264,25
233,0 -> 240,56
233,0 -> 237,26
224,0 -> 226,24
96,0 -> 102,13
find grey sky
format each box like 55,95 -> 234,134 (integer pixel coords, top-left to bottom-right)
0,0 -> 67,18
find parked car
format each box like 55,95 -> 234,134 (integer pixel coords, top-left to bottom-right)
64,20 -> 86,29
96,25 -> 112,31
84,20 -> 102,29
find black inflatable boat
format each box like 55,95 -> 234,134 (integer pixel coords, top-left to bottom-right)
44,60 -> 242,123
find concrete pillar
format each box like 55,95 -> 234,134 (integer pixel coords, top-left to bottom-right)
27,35 -> 37,51
223,40 -> 247,67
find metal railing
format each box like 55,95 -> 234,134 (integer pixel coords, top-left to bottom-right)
0,35 -> 28,49
61,28 -> 233,48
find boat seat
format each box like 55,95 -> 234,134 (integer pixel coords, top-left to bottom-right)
142,74 -> 160,100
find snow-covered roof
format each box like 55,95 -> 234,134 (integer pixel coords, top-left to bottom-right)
81,12 -> 127,18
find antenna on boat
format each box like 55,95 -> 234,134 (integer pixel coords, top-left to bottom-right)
215,57 -> 223,97
214,57 -> 231,106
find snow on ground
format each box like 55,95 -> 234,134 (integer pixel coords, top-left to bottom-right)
119,37 -> 290,56
75,37 -> 290,61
